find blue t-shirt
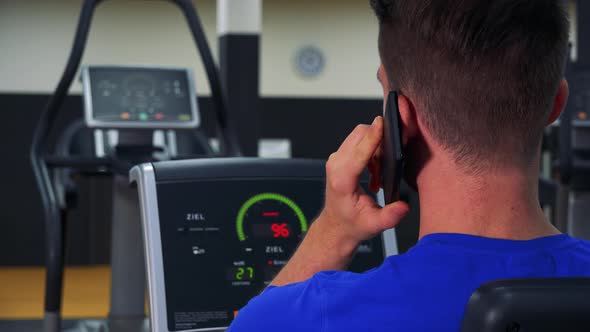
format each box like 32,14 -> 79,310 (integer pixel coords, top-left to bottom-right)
228,233 -> 590,332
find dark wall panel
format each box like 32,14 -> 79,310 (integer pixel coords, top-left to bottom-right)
1,95 -> 47,265
578,1 -> 590,65
262,98 -> 381,158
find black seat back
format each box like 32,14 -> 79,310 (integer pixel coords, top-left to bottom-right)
460,278 -> 590,332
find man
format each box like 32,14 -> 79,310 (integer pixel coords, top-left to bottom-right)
229,1 -> 590,331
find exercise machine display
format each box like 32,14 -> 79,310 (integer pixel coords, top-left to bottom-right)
80,65 -> 204,161
82,66 -> 199,129
132,158 -> 398,332
47,64 -> 208,332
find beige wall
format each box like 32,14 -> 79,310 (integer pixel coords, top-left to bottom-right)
0,0 -> 218,95
261,0 -> 380,98
0,0 -> 381,98
0,0 -> 578,98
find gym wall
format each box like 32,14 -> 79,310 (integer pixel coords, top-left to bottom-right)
0,0 -> 382,97
0,0 -> 579,265
0,0 -> 578,96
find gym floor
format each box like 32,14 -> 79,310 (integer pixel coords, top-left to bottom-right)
0,266 -> 110,319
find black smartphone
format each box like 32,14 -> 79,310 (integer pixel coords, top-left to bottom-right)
381,91 -> 405,204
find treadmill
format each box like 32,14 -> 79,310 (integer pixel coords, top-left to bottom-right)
30,1 -> 240,332
131,158 -> 398,331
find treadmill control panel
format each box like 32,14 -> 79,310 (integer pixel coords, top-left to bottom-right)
155,178 -> 385,331
82,66 -> 199,129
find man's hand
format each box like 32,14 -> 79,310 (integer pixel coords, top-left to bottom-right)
319,116 -> 409,247
270,117 -> 409,287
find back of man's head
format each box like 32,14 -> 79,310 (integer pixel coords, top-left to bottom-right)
370,0 -> 569,174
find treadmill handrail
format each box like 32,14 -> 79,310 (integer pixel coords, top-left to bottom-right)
171,0 -> 242,157
31,0 -> 99,317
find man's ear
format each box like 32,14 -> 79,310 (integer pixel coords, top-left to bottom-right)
397,94 -> 418,146
547,79 -> 569,125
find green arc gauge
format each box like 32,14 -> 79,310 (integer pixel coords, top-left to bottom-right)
236,193 -> 308,241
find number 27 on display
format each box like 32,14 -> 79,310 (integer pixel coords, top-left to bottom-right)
236,267 -> 254,280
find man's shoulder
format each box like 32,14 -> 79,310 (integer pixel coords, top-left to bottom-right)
572,237 -> 590,249
314,257 -> 406,291
248,259 -> 402,309
227,275 -> 325,331
563,236 -> 590,262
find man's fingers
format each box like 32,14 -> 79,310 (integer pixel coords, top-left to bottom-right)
375,201 -> 409,230
349,117 -> 383,173
355,195 -> 409,234
338,124 -> 370,153
328,117 -> 383,193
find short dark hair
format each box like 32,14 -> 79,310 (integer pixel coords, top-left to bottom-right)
370,0 -> 569,172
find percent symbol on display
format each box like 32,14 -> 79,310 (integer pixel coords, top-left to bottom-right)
271,223 -> 290,238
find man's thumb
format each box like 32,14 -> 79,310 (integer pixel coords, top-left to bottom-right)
376,201 -> 410,230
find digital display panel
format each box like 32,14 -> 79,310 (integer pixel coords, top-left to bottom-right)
250,222 -> 293,239
155,179 -> 385,331
83,66 -> 197,127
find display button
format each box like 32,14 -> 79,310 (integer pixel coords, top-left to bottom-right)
178,114 -> 191,121
155,113 -> 165,120
120,112 -> 131,120
139,113 -> 149,121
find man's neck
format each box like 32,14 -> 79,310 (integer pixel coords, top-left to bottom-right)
416,162 -> 560,240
